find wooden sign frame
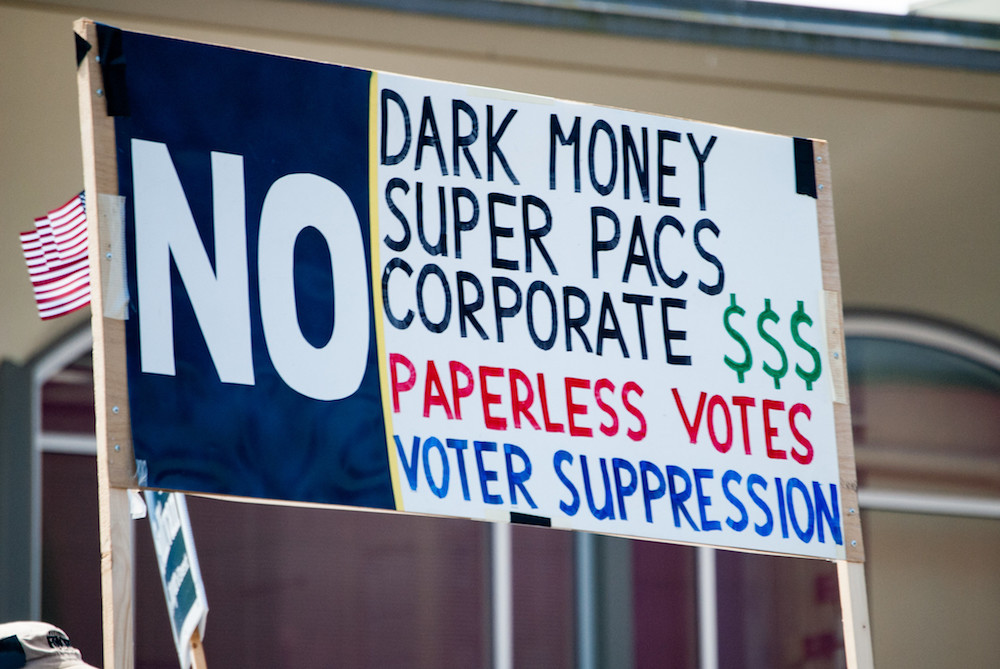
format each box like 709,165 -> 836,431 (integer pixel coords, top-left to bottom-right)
76,18 -> 136,669
75,17 -> 872,668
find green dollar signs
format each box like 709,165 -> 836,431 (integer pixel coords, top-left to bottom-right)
792,300 -> 823,391
757,298 -> 788,390
723,293 -> 753,383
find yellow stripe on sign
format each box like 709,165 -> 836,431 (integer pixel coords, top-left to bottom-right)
369,71 -> 404,511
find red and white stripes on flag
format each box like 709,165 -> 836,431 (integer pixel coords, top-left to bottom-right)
19,192 -> 91,320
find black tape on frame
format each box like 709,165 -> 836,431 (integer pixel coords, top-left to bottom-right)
75,33 -> 91,67
793,137 -> 817,199
95,23 -> 129,116
510,512 -> 552,527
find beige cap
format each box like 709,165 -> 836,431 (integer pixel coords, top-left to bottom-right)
0,622 -> 98,668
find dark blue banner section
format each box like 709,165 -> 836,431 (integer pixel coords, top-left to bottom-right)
115,31 -> 394,508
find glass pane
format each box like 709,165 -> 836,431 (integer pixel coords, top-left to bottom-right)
40,452 -> 102,666
512,524 -> 575,668
43,453 -> 495,669
40,352 -> 95,434
633,541 -> 697,668
716,550 -> 842,668
137,499 -> 491,668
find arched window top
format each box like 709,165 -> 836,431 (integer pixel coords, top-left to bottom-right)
846,311 -> 1000,388
34,326 -> 94,452
845,310 -> 1000,500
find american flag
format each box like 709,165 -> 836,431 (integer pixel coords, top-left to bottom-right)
19,192 -> 91,320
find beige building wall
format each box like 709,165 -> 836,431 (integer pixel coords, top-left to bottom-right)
3,1 -> 999,666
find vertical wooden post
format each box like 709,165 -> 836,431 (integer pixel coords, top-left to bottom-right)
190,629 -> 209,669
814,140 -> 874,669
839,561 -> 875,668
75,18 -> 137,669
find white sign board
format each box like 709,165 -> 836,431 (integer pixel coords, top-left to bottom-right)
375,74 -> 844,559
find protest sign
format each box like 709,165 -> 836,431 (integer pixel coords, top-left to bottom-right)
95,26 -> 861,561
77,19 -> 869,669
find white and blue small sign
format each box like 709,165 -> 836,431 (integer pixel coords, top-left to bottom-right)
145,491 -> 208,669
